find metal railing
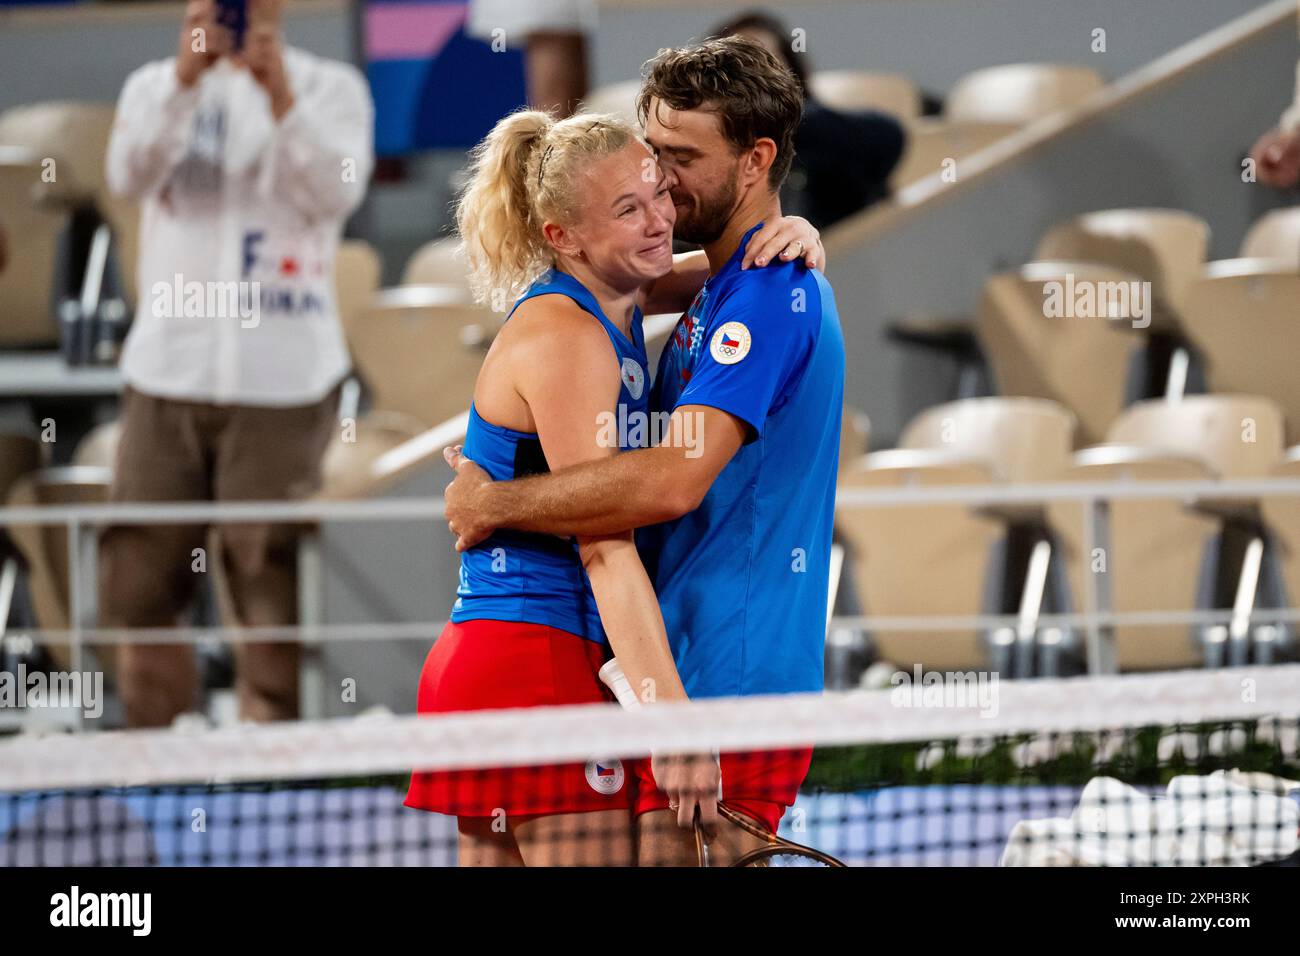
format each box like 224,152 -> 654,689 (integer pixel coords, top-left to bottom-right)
2,476 -> 1299,725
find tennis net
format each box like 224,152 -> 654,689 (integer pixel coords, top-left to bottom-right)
2,665 -> 1298,866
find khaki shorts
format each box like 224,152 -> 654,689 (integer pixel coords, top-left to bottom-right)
99,383 -> 340,725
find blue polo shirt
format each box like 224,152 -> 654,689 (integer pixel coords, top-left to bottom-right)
638,224 -> 845,698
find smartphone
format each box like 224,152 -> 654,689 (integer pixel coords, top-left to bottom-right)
214,0 -> 247,52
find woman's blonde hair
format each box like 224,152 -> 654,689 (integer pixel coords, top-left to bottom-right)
455,109 -> 639,308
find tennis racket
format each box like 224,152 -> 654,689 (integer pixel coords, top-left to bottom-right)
695,803 -> 846,867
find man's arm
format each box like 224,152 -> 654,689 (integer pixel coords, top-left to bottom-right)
105,0 -> 222,201
443,404 -> 746,550
230,1 -> 372,221
641,219 -> 825,316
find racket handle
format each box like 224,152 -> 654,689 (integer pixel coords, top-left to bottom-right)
600,657 -> 723,799
598,658 -> 642,710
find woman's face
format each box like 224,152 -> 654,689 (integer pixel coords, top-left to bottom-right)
550,141 -> 677,289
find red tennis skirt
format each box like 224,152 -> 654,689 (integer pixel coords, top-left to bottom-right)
628,747 -> 813,834
404,619 -> 635,817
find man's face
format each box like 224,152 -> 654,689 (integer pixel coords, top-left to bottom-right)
643,97 -> 743,246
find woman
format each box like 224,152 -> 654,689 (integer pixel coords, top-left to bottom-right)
403,109 -> 823,866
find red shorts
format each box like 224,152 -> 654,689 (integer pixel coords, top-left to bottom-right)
628,747 -> 814,834
404,619 -> 635,817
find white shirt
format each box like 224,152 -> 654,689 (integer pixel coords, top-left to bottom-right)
467,0 -> 596,41
106,47 -> 374,406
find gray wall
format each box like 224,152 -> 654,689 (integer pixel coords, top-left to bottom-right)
592,0 -> 1268,91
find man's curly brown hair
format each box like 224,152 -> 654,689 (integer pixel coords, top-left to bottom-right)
636,36 -> 804,190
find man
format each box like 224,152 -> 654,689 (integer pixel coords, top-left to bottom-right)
444,37 -> 845,865
102,0 -> 373,726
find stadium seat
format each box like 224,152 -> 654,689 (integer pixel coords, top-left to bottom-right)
898,396 -> 1075,481
6,467 -> 112,672
1239,208 -> 1300,268
1033,209 -> 1209,324
72,420 -> 121,469
0,101 -> 140,306
1091,396 -> 1287,669
335,239 -> 383,333
1106,394 -> 1284,479
401,236 -> 468,287
837,450 -> 1005,671
1177,260 -> 1300,444
976,262 -> 1144,445
0,433 -> 44,633
808,70 -> 922,118
944,63 -> 1105,125
0,152 -> 70,347
320,410 -> 427,500
889,118 -> 1018,187
1046,448 -> 1221,671
1257,448 -> 1300,662
839,405 -> 871,472
341,284 -> 494,428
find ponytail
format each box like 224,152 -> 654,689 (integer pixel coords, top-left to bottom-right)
456,109 -> 555,308
455,109 -> 639,309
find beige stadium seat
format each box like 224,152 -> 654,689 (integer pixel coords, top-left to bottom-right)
1239,208 -> 1300,269
72,421 -> 122,469
1046,448 -> 1221,671
977,262 -> 1144,445
335,239 -> 382,332
839,405 -> 871,472
808,70 -> 921,118
945,63 -> 1105,125
0,102 -> 139,305
0,152 -> 69,346
838,450 -> 1003,670
582,80 -> 642,122
889,118 -> 1018,187
6,467 -> 112,671
1107,395 -> 1284,479
899,398 -> 1074,482
342,285 -> 494,428
1177,261 -> 1300,445
0,433 -> 45,571
1034,209 -> 1209,322
320,410 -> 427,499
401,236 -> 468,287
1259,450 -> 1300,654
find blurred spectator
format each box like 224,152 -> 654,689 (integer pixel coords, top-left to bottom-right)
712,10 -> 906,228
1248,12 -> 1300,189
468,0 -> 596,117
100,0 -> 373,727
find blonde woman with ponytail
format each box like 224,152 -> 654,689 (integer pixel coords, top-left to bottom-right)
405,109 -> 822,866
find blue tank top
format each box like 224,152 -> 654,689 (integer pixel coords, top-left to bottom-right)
450,268 -> 651,643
